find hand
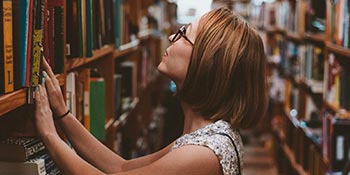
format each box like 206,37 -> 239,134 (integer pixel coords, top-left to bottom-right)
35,84 -> 59,139
42,58 -> 68,116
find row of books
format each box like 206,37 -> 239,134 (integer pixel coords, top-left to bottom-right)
0,0 -> 64,95
266,35 -> 324,85
65,60 -> 142,141
250,0 -> 326,34
329,0 -> 350,48
66,70 -> 107,141
324,53 -> 350,111
0,137 -> 60,174
322,111 -> 350,172
66,0 -> 150,59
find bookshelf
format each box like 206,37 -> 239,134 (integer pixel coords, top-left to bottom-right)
0,0 -> 177,172
252,0 -> 350,174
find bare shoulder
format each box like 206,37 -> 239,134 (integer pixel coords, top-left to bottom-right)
115,145 -> 222,175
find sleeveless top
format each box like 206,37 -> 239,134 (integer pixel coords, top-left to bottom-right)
171,120 -> 244,175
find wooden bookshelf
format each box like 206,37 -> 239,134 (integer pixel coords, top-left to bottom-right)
0,89 -> 27,117
265,26 -> 286,34
282,143 -> 309,175
113,42 -> 140,59
286,32 -> 304,43
65,45 -> 115,71
324,100 -> 350,118
0,73 -> 65,117
105,97 -> 140,131
325,41 -> 350,58
304,33 -> 325,44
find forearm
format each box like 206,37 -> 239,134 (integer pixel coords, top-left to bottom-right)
57,113 -> 125,173
43,133 -> 103,175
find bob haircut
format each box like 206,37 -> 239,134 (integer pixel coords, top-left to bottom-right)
177,7 -> 268,129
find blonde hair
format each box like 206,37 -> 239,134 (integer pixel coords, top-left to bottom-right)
178,8 -> 268,129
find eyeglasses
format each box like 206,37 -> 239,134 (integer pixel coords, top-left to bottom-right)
171,26 -> 194,46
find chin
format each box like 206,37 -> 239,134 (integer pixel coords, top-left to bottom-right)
157,62 -> 168,76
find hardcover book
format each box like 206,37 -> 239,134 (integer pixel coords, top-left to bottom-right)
0,137 -> 46,162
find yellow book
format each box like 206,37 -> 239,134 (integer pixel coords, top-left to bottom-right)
3,0 -> 14,93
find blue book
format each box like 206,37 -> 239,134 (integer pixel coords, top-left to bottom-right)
20,0 -> 29,87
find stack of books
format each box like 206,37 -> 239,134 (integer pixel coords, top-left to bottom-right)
0,137 -> 60,175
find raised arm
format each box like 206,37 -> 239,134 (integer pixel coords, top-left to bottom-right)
42,59 -> 125,173
40,59 -> 173,173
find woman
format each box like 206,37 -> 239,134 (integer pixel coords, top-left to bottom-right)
35,7 -> 267,175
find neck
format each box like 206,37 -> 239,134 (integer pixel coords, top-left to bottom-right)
181,101 -> 213,135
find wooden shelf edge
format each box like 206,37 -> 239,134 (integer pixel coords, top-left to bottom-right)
113,41 -> 140,58
105,97 -> 140,131
299,78 -> 324,94
66,45 -> 115,71
0,88 -> 27,116
286,32 -> 304,43
281,144 -> 309,175
265,26 -> 286,34
323,100 -> 350,117
304,33 -> 325,44
325,41 -> 350,58
56,74 -> 65,86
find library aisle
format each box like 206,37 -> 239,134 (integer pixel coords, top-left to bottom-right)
242,130 -> 278,175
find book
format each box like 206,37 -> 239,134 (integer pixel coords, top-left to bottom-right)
51,0 -> 64,73
0,137 -> 45,162
323,112 -> 350,171
85,0 -> 93,57
0,158 -> 46,175
90,76 -> 106,141
19,0 -> 29,87
66,0 -> 79,58
114,74 -> 122,119
3,0 -> 14,93
30,0 -> 44,88
66,72 -> 77,117
25,0 -> 34,87
12,0 -> 21,90
112,0 -> 122,49
0,0 -> 4,94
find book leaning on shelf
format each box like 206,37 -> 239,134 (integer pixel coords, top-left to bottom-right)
0,137 -> 61,174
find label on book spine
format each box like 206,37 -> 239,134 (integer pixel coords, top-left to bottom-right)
336,135 -> 344,161
3,0 -> 14,93
31,29 -> 42,87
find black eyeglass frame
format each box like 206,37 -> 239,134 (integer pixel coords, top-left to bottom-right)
171,25 -> 194,46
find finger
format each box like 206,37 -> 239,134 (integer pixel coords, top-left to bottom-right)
42,58 -> 55,79
44,74 -> 56,93
42,83 -> 48,97
35,85 -> 42,105
52,78 -> 60,88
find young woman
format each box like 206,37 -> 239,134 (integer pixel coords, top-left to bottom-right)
35,7 -> 267,175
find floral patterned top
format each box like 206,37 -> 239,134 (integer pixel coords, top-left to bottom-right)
171,120 -> 244,175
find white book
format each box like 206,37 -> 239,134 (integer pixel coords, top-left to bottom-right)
0,158 -> 46,175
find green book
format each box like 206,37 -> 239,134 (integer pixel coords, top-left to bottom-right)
89,77 -> 106,141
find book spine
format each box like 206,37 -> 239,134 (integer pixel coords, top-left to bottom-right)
25,0 -> 34,87
30,0 -> 44,87
20,0 -> 29,87
53,2 -> 64,73
3,0 -> 14,93
86,0 -> 93,57
12,0 -> 21,90
25,141 -> 46,159
0,0 -> 4,94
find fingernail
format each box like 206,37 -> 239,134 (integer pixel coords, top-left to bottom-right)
42,71 -> 47,84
